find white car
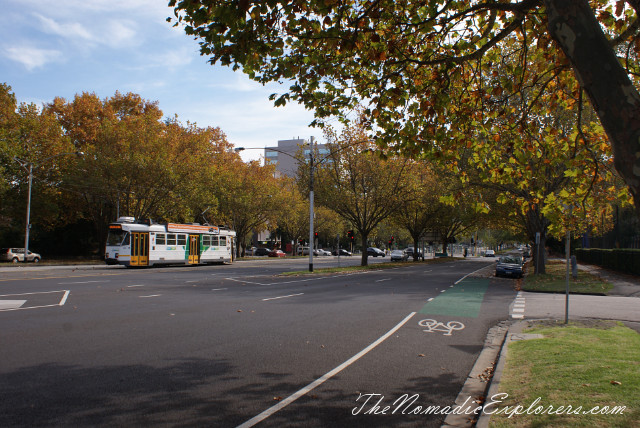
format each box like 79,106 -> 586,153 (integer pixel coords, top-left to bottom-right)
484,250 -> 496,257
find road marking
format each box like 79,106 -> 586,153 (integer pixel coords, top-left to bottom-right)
59,290 -> 70,306
375,278 -> 391,282
419,319 -> 466,336
424,270 -> 432,273
262,293 -> 304,301
211,288 -> 228,291
0,290 -> 70,312
420,278 -> 489,318
237,312 -> 416,428
57,280 -> 108,284
139,294 -> 161,298
511,292 -> 526,319
0,300 -> 26,310
454,265 -> 493,284
127,285 -> 144,288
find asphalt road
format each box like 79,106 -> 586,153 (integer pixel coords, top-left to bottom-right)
0,257 -> 516,427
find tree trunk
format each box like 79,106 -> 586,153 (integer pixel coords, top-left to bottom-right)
545,0 -> 640,218
360,234 -> 368,266
532,234 -> 547,274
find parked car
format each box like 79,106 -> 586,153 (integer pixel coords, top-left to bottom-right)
390,249 -> 409,262
1,248 -> 41,263
314,248 -> 331,256
332,249 -> 352,256
297,246 -> 310,256
268,249 -> 286,258
484,249 -> 496,257
253,248 -> 271,256
367,247 -> 385,257
495,255 -> 524,278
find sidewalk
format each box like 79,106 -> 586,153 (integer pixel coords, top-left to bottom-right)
445,262 -> 640,428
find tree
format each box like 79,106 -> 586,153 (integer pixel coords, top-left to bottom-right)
302,120 -> 413,266
217,158 -> 283,258
170,0 -> 640,218
391,161 -> 442,260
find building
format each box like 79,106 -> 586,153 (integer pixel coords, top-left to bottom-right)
264,138 -> 329,177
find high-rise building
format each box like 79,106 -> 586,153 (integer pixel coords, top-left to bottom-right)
264,138 -> 329,177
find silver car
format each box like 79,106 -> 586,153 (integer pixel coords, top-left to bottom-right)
390,249 -> 409,261
1,248 -> 42,263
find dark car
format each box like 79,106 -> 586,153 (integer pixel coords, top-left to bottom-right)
367,247 -> 385,257
496,255 -> 524,278
332,249 -> 352,256
253,248 -> 271,256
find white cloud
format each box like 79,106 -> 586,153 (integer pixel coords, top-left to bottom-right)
103,20 -> 137,48
3,45 -> 62,71
35,14 -> 94,42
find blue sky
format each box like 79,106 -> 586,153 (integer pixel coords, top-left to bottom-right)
0,0 -> 320,162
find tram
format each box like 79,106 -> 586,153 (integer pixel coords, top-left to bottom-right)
105,217 -> 236,267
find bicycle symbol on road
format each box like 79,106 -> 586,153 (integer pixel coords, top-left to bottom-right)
418,319 -> 465,336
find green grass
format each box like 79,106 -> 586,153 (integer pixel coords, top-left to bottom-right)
280,257 -> 455,276
522,261 -> 614,295
489,321 -> 640,428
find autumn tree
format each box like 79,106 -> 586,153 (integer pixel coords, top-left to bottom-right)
302,120 -> 413,266
170,0 -> 640,219
217,158 -> 283,258
0,84 -> 80,250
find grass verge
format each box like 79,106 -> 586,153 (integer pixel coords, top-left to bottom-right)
489,320 -> 640,428
280,257 -> 456,276
522,260 -> 613,294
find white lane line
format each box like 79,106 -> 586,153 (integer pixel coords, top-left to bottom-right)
424,270 -> 432,273
237,312 -> 417,428
375,278 -> 391,283
57,280 -> 108,285
454,265 -> 493,284
262,293 -> 304,301
127,285 -> 144,288
427,297 -> 434,302
59,290 -> 70,306
211,288 -> 228,291
139,294 -> 161,298
185,280 -> 198,283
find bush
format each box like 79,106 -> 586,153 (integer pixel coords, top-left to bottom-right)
576,248 -> 640,276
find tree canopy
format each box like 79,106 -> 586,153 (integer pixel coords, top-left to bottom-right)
170,0 -> 640,217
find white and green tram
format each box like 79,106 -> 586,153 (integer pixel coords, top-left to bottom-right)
105,217 -> 236,267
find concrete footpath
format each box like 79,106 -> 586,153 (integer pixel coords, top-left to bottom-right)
444,262 -> 640,428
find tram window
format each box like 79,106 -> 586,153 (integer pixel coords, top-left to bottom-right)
106,229 -> 126,246
156,234 -> 166,245
219,236 -> 226,246
177,234 -> 187,246
167,234 -> 177,245
210,236 -> 219,246
123,232 -> 130,245
202,235 -> 210,246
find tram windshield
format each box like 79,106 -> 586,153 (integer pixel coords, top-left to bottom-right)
106,229 -> 128,246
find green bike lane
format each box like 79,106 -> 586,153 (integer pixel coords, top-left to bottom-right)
237,265 -> 517,428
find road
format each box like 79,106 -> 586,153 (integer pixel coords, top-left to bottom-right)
0,257 -> 516,427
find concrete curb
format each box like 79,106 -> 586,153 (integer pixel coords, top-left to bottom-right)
441,320 -> 512,428
474,321 -> 543,428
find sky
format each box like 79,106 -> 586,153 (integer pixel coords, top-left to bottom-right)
0,0 -> 320,162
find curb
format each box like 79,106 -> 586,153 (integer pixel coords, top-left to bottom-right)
441,320 -> 512,428
474,321 -> 542,428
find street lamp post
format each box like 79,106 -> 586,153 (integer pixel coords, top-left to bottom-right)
12,151 -> 84,262
235,138 -> 318,272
